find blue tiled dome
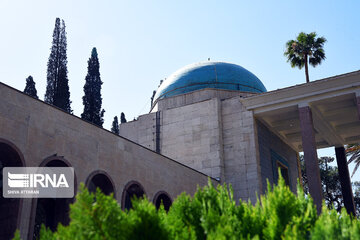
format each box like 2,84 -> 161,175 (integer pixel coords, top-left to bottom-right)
154,62 -> 266,102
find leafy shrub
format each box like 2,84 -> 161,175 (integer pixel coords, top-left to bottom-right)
13,174 -> 360,240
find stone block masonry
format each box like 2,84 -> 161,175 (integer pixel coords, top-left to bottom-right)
120,88 -> 299,203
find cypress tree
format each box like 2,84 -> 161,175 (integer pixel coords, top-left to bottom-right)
44,18 -> 72,113
111,116 -> 120,134
120,112 -> 127,123
81,48 -> 105,127
23,76 -> 38,99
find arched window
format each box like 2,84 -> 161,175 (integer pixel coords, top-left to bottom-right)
0,140 -> 25,240
153,191 -> 172,212
86,171 -> 116,197
122,181 -> 146,210
32,157 -> 75,239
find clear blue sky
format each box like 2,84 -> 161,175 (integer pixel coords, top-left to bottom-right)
0,1 -> 359,178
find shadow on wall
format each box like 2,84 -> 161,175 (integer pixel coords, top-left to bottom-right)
0,140 -> 25,240
31,158 -> 76,240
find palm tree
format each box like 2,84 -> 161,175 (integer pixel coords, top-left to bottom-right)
284,32 -> 326,83
346,143 -> 360,177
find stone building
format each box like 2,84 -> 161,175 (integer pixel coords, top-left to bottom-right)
0,79 -> 213,239
120,61 -> 360,214
120,62 -> 299,203
1,61 -> 359,239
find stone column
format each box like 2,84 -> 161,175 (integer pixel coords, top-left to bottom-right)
335,146 -> 356,216
298,105 -> 323,214
19,199 -> 33,240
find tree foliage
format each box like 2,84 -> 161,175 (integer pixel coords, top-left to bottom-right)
18,174 -> 360,240
44,18 -> 72,113
301,155 -> 360,215
81,48 -> 105,127
284,32 -> 326,83
353,181 -> 360,217
111,116 -> 120,134
120,112 -> 127,123
346,143 -> 360,177
23,75 -> 38,99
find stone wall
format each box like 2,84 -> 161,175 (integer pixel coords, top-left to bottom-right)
119,89 -> 301,204
120,91 -> 264,203
119,112 -> 156,150
160,98 -> 225,179
221,97 -> 261,202
0,82 -> 213,239
256,120 -> 299,192
156,88 -> 254,111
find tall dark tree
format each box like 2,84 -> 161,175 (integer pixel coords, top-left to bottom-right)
120,112 -> 127,123
111,116 -> 120,134
301,155 -> 360,215
23,75 -> 38,99
284,32 -> 326,83
353,181 -> 360,216
44,18 -> 72,113
81,48 -> 105,127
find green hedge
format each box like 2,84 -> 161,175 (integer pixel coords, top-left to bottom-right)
14,176 -> 360,239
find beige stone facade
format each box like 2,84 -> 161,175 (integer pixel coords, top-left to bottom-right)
0,82 -> 213,239
120,88 -> 300,203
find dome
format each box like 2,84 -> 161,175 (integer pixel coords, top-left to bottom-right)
153,61 -> 266,103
